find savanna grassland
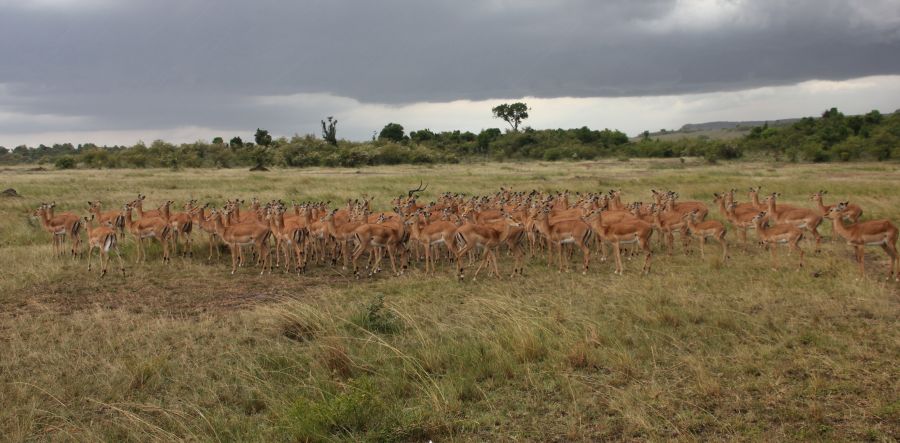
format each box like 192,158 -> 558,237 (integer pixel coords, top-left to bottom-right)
1,159 -> 898,442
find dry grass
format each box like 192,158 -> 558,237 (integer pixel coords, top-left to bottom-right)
1,159 -> 899,441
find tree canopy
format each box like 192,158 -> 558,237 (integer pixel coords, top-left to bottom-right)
492,102 -> 530,132
379,123 -> 406,142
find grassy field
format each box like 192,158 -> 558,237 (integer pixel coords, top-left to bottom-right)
1,159 -> 898,441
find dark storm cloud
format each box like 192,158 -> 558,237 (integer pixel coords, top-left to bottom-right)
0,0 -> 898,135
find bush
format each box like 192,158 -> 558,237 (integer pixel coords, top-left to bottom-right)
54,156 -> 76,170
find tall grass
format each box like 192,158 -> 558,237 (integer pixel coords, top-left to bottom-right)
1,160 -> 898,440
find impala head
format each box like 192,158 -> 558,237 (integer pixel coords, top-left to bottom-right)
824,201 -> 850,219
751,211 -> 768,223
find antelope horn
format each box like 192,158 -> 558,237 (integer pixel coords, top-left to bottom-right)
407,180 -> 427,198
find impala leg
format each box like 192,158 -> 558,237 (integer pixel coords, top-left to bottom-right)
793,239 -> 804,269
720,235 -> 729,261
854,246 -> 865,279
812,226 -> 822,254
472,247 -> 491,281
100,249 -> 108,277
87,245 -> 94,272
580,243 -> 590,275
230,244 -> 239,275
769,242 -> 778,270
113,245 -> 126,276
613,242 -> 623,275
639,238 -> 652,274
387,245 -> 399,276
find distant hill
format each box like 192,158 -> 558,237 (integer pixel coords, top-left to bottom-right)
679,118 -> 800,132
635,118 -> 800,141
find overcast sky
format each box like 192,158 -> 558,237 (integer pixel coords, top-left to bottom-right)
1,0 -> 899,146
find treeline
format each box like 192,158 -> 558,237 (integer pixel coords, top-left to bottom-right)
1,108 -> 898,169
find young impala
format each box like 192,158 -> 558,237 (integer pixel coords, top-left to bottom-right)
83,215 -> 126,277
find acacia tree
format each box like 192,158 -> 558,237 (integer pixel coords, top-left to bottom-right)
321,116 -> 338,145
492,102 -> 530,132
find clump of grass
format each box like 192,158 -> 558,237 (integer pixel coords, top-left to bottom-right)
349,293 -> 402,335
316,337 -> 356,379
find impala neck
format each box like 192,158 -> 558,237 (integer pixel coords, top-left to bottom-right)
766,197 -> 776,214
124,209 -> 136,230
829,216 -> 852,241
814,197 -> 828,213
37,210 -> 52,229
751,192 -> 763,208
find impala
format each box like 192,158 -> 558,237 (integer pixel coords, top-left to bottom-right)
162,201 -> 194,257
453,212 -> 523,281
350,210 -> 409,278
211,208 -> 273,275
651,206 -> 690,256
190,203 -> 222,261
751,212 -> 804,270
33,203 -> 82,258
123,203 -> 171,263
407,210 -> 458,275
533,208 -> 592,274
764,193 -> 823,253
825,202 -> 898,280
321,207 -> 366,270
88,200 -> 125,233
810,191 -> 862,223
682,210 -> 728,260
83,215 -> 125,277
583,209 -> 653,275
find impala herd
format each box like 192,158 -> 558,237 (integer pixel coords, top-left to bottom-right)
30,184 -> 900,281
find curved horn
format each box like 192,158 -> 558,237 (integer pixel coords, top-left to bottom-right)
407,180 -> 427,198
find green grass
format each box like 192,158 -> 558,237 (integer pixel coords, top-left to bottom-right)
1,160 -> 899,441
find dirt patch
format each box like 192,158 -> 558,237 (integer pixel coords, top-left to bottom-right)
249,165 -> 270,172
5,269 -> 360,317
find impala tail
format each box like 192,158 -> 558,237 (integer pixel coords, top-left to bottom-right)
71,218 -> 82,237
103,233 -> 116,252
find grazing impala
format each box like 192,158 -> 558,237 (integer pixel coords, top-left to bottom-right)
83,215 -> 125,277
751,212 -> 804,270
123,203 -> 171,263
825,202 -> 898,280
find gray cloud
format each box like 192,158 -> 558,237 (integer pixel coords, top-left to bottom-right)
0,0 -> 899,141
